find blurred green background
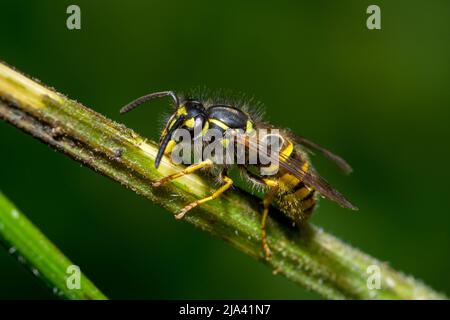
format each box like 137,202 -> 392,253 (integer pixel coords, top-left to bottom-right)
1,0 -> 449,299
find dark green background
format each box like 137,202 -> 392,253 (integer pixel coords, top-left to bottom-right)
1,1 -> 449,299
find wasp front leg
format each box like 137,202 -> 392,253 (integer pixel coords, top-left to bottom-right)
151,159 -> 213,187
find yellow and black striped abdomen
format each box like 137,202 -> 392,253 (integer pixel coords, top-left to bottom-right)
265,139 -> 318,224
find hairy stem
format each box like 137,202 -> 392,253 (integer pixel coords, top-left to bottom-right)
0,61 -> 445,299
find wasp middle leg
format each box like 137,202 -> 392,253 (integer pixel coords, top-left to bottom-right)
176,172 -> 233,219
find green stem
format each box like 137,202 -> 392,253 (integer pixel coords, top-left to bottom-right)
0,191 -> 107,300
0,61 -> 445,299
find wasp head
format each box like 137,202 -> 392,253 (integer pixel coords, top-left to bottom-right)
156,99 -> 206,168
120,91 -> 208,169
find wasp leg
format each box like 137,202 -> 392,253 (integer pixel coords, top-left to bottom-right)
241,168 -> 278,259
151,159 -> 213,187
261,188 -> 278,259
176,176 -> 233,220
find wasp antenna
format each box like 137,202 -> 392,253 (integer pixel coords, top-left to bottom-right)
120,91 -> 179,114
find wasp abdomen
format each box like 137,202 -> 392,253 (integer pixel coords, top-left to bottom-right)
269,141 -> 318,224
275,180 -> 317,224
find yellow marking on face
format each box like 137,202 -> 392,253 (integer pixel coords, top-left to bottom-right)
209,118 -> 229,130
246,120 -> 254,133
184,118 -> 195,128
177,106 -> 187,116
164,139 -> 177,155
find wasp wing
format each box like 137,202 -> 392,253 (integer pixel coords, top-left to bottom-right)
233,131 -> 358,210
277,152 -> 358,210
291,134 -> 353,175
250,122 -> 353,174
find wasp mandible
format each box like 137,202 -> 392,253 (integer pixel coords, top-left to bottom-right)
120,91 -> 358,258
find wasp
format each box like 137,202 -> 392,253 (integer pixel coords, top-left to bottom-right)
120,91 -> 358,258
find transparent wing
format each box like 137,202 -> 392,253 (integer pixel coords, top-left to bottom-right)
233,131 -> 358,210
292,134 -> 353,174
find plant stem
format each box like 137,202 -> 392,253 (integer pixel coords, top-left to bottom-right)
0,191 -> 107,300
0,61 -> 445,299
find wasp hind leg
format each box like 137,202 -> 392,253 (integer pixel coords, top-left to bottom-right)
241,168 -> 278,260
151,159 -> 213,187
175,174 -> 234,219
261,189 -> 278,260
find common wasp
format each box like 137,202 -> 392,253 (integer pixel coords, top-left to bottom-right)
120,91 -> 358,258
